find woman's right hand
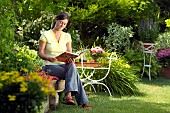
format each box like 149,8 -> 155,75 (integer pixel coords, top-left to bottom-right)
47,57 -> 58,62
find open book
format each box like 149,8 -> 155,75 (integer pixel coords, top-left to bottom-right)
55,50 -> 86,62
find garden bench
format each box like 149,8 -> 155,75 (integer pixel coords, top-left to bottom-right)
38,71 -> 65,113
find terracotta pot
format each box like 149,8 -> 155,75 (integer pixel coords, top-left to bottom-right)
143,43 -> 155,51
75,62 -> 101,68
162,66 -> 170,78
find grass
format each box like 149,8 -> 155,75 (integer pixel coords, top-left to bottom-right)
49,77 -> 170,113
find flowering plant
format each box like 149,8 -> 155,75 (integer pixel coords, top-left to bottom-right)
0,71 -> 55,113
90,46 -> 106,62
157,48 -> 170,67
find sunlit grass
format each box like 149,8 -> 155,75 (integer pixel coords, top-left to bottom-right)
48,77 -> 170,113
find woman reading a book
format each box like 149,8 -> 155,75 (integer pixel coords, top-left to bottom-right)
38,12 -> 90,109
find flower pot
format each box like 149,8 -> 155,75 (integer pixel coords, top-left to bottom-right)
162,66 -> 170,78
75,62 -> 101,68
143,43 -> 155,51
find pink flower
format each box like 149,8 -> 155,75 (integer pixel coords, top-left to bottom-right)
91,46 -> 104,54
97,48 -> 103,53
157,49 -> 170,59
90,48 -> 97,54
90,46 -> 105,57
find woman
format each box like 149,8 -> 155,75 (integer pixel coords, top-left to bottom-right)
38,12 -> 90,109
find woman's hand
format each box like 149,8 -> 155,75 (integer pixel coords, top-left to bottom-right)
48,57 -> 58,62
66,58 -> 75,63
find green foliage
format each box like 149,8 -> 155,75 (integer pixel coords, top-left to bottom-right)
130,0 -> 160,42
12,0 -> 161,49
156,31 -> 170,49
16,0 -> 68,20
123,39 -> 161,78
102,23 -> 134,52
0,0 -> 16,56
138,19 -> 160,42
0,44 -> 43,72
15,0 -> 70,49
123,49 -> 143,75
104,56 -> 140,96
123,49 -> 161,78
16,11 -> 55,50
67,29 -> 84,51
155,0 -> 170,19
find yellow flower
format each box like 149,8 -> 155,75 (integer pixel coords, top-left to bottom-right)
8,95 -> 16,101
1,75 -> 9,81
41,87 -> 49,95
49,87 -> 56,96
25,54 -> 31,59
20,68 -> 28,72
20,82 -> 28,92
16,76 -> 24,83
165,19 -> 170,27
20,87 -> 27,92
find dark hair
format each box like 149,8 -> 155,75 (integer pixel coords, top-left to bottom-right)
51,12 -> 69,28
55,12 -> 69,21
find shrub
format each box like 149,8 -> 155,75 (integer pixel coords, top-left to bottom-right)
102,23 -> 134,52
0,71 -> 55,113
0,44 -> 43,72
104,56 -> 140,96
156,31 -> 170,50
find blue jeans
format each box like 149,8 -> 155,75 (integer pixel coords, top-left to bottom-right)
42,62 -> 88,105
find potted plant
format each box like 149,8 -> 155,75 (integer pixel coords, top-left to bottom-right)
90,46 -> 106,62
138,19 -> 159,50
156,31 -> 170,78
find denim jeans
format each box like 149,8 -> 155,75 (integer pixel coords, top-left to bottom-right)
42,62 -> 88,105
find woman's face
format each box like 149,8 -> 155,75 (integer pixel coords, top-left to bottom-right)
55,19 -> 68,31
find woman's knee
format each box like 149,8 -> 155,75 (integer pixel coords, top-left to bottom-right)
66,62 -> 77,69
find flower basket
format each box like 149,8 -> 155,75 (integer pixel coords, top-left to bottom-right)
90,46 -> 106,62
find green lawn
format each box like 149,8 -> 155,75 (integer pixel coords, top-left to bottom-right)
50,77 -> 170,113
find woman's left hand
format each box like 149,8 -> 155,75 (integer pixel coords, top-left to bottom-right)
66,58 -> 75,63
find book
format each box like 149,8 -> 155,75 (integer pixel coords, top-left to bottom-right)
55,50 -> 86,62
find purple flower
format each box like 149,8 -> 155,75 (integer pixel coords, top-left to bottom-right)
157,49 -> 170,59
157,48 -> 170,67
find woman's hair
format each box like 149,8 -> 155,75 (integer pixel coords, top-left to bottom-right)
55,12 -> 69,21
51,12 -> 69,28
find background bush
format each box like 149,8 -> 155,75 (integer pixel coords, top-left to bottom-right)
0,44 -> 43,72
102,23 -> 134,53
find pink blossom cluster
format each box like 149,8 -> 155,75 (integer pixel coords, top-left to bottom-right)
157,48 -> 170,59
90,46 -> 104,55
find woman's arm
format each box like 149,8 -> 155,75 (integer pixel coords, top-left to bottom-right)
38,40 -> 57,62
66,41 -> 75,62
66,41 -> 72,52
